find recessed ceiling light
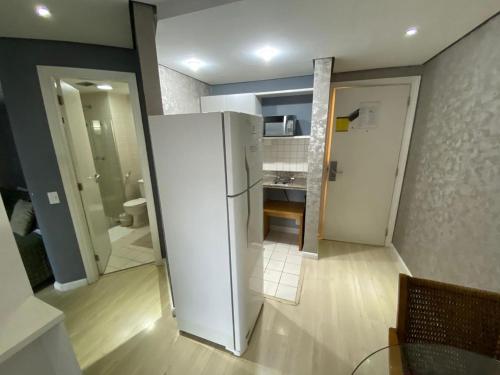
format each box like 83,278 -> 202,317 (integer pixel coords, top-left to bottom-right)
96,84 -> 113,91
184,58 -> 204,72
405,26 -> 418,37
256,46 -> 279,62
35,5 -> 51,18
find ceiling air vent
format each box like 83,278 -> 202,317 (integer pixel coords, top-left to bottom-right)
75,81 -> 95,87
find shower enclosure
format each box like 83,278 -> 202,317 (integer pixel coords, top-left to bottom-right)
85,119 -> 126,222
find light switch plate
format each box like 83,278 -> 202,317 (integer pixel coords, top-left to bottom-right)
47,191 -> 60,205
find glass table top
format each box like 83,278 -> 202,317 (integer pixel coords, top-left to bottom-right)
352,343 -> 500,375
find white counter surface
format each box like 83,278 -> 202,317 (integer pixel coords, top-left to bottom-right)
263,177 -> 307,191
0,296 -> 64,363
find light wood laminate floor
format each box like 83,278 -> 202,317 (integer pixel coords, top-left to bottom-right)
37,241 -> 408,375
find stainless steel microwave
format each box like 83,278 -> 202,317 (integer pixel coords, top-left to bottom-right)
263,115 -> 296,137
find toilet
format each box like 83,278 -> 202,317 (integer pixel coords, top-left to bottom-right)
123,179 -> 148,228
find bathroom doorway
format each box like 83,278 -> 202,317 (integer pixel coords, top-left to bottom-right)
38,67 -> 162,283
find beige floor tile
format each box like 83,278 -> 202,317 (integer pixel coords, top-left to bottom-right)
264,269 -> 282,283
285,254 -> 302,264
270,252 -> 287,262
279,272 -> 300,287
263,280 -> 278,296
276,284 -> 297,301
267,260 -> 285,272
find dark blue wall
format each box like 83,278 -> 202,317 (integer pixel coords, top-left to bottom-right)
261,94 -> 312,135
0,38 -> 156,283
210,75 -> 313,95
0,83 -> 26,190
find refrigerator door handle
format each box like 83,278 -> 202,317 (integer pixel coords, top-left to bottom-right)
246,186 -> 250,248
245,152 -> 251,248
244,150 -> 250,189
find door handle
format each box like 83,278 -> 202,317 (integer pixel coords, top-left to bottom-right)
328,161 -> 342,181
88,173 -> 101,182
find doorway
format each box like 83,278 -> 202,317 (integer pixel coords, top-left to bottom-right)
38,66 -> 162,283
320,77 -> 420,246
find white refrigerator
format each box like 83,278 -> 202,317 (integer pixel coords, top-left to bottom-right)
149,112 -> 264,356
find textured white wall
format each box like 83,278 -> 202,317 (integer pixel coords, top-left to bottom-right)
394,15 -> 500,292
158,65 -> 209,115
303,58 -> 333,253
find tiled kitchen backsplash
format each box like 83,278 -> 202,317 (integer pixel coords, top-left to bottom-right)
263,137 -> 309,172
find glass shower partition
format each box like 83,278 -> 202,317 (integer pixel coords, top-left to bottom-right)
86,119 -> 126,223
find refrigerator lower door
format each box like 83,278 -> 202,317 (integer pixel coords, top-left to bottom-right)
226,187 -> 264,356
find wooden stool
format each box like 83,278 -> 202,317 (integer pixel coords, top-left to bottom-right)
263,200 -> 305,250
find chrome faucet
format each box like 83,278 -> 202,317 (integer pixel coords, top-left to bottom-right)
274,175 -> 296,185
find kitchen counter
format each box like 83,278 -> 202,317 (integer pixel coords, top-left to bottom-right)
0,296 -> 64,363
263,176 -> 307,191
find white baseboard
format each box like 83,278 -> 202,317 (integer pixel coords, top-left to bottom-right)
389,244 -> 412,276
270,224 -> 299,234
301,251 -> 319,260
54,278 -> 87,292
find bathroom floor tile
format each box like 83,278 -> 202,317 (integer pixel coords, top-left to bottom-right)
263,249 -> 273,258
275,284 -> 297,301
283,262 -> 301,275
279,272 -> 299,287
263,281 -> 278,296
273,245 -> 290,254
267,260 -> 285,272
263,243 -> 275,251
285,254 -> 302,265
264,269 -> 282,283
270,252 -> 287,262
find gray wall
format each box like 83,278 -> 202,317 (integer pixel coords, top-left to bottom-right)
332,66 -> 423,82
210,75 -> 313,95
0,38 -> 156,283
393,15 -> 500,292
0,83 -> 26,190
261,94 -> 313,136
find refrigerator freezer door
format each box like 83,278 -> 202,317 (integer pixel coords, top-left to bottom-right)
224,112 -> 263,196
226,184 -> 264,355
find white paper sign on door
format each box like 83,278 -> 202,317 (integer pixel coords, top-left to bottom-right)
352,101 -> 380,130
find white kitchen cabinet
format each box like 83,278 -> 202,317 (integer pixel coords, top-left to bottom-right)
201,94 -> 262,116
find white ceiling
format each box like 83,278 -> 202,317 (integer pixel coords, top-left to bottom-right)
156,0 -> 500,84
149,0 -> 242,19
64,79 -> 130,95
0,0 -> 133,48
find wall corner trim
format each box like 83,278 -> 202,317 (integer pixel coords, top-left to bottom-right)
389,244 -> 412,276
54,278 -> 88,292
301,251 -> 319,260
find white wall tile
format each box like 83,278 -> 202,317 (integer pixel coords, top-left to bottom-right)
263,138 -> 309,172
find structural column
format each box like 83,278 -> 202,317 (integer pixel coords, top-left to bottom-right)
303,57 -> 334,254
131,1 -> 164,116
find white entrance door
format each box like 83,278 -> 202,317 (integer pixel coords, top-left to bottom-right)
323,85 -> 410,245
58,81 -> 112,272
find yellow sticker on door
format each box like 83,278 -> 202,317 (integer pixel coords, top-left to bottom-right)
336,117 -> 350,132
